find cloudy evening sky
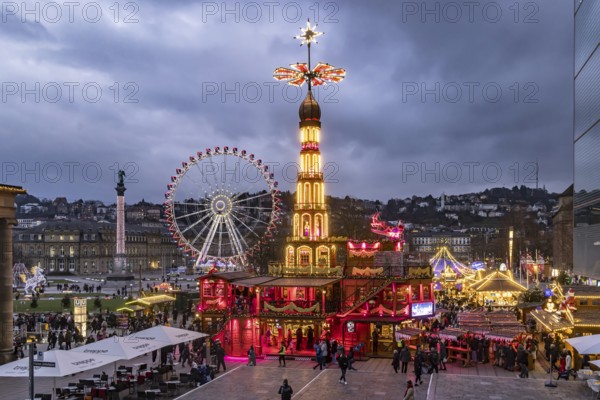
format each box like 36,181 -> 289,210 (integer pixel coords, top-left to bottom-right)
0,0 -> 573,203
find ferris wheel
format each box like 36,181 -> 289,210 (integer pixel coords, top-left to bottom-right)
164,146 -> 280,271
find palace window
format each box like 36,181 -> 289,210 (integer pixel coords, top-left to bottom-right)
49,246 -> 56,257
299,249 -> 310,266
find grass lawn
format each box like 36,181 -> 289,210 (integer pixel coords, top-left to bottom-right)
14,297 -> 128,313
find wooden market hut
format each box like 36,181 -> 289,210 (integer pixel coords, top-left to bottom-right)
469,270 -> 527,308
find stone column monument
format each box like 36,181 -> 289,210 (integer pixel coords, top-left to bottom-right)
114,170 -> 127,273
0,184 -> 26,364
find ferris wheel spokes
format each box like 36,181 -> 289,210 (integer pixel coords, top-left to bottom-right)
174,206 -> 212,220
231,208 -> 269,226
231,191 -> 273,204
180,211 -> 214,235
229,212 -> 263,239
198,215 -> 222,263
224,215 -> 247,261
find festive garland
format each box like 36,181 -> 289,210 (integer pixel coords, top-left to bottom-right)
352,267 -> 384,276
349,249 -> 379,258
263,302 -> 320,313
268,264 -> 342,276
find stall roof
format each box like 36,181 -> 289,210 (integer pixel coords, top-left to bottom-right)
530,309 -> 573,332
572,310 -> 599,326
117,305 -> 145,313
471,271 -> 527,292
257,277 -> 341,287
232,276 -> 279,287
127,294 -> 176,306
199,271 -> 255,282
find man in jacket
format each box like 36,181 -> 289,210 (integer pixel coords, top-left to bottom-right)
338,350 -> 349,384
215,343 -> 226,372
400,345 -> 411,374
278,342 -> 286,367
278,379 -> 293,400
517,345 -> 529,378
414,345 -> 424,386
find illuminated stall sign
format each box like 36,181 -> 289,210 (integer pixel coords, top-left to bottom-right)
74,298 -> 87,336
410,301 -> 434,318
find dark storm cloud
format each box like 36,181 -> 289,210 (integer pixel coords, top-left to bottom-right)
0,0 -> 573,203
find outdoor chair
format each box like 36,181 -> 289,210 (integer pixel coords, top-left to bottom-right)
180,374 -> 191,387
137,391 -> 147,399
167,382 -> 179,396
146,392 -> 157,400
158,383 -> 168,395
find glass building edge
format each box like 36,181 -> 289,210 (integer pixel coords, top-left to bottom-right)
573,0 -> 600,278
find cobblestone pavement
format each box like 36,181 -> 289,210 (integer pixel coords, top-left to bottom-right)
1,354 -> 594,399
428,373 -> 590,400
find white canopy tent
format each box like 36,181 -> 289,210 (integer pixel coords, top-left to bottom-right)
72,336 -> 164,360
126,325 -> 208,346
566,334 -> 600,355
0,349 -> 121,399
0,350 -> 120,377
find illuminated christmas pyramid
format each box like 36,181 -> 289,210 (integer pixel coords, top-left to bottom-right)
273,21 -> 346,272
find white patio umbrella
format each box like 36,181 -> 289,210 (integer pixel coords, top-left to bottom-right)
127,325 -> 207,346
0,349 -> 121,399
0,349 -> 121,377
566,334 -> 600,355
72,336 -> 164,360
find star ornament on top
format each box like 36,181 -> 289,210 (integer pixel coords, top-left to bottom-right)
273,62 -> 346,87
294,19 -> 323,45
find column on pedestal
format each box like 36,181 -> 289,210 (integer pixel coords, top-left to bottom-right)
0,219 -> 15,363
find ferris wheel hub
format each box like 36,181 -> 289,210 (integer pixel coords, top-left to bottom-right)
211,194 -> 233,215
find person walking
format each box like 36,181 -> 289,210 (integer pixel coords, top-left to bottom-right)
338,350 -> 349,384
215,343 -> 226,372
565,350 -> 572,372
400,345 -> 411,374
313,342 -> 323,370
247,345 -> 256,366
414,346 -> 424,386
296,327 -> 303,351
180,343 -> 190,367
320,340 -> 329,368
403,380 -> 415,400
372,328 -> 379,353
307,326 -> 314,350
347,346 -> 357,370
392,349 -> 400,373
278,379 -> 293,400
331,339 -> 338,365
439,340 -> 448,371
429,347 -> 439,374
278,342 -> 287,367
517,344 -> 529,378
